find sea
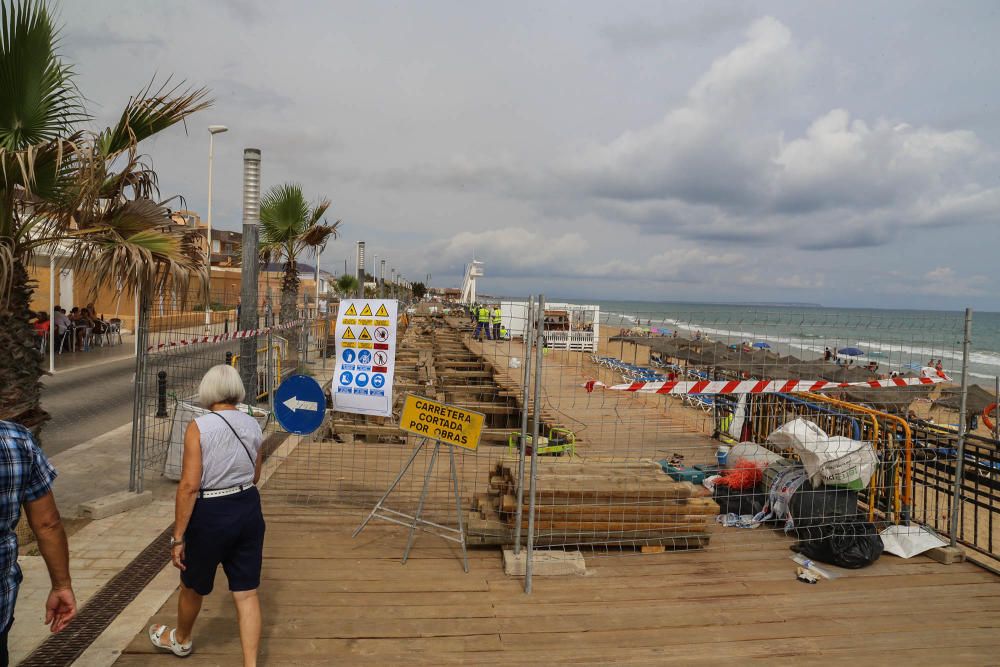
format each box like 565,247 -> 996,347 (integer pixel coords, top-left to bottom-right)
559,299 -> 1000,388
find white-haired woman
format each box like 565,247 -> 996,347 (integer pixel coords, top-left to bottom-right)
149,364 -> 265,666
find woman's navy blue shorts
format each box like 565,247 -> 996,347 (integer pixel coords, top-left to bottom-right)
181,486 -> 265,595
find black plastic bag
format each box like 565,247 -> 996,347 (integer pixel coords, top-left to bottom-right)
792,522 -> 884,569
788,480 -> 862,540
713,483 -> 765,516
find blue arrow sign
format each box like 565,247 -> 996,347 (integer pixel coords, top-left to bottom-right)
274,374 -> 327,435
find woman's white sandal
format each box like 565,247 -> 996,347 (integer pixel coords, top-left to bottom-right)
148,624 -> 193,657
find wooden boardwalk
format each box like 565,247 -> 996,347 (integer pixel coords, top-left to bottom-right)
118,320 -> 1000,665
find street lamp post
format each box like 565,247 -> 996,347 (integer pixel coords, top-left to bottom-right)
379,259 -> 386,298
205,124 -> 228,332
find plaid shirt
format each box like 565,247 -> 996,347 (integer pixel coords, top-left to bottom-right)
0,421 -> 57,634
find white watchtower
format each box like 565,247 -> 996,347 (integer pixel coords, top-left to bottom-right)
460,260 -> 484,304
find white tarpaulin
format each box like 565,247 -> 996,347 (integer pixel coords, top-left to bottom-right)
332,299 -> 398,417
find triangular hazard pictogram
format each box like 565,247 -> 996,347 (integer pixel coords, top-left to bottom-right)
344,303 -> 358,316
360,303 -> 373,317
359,327 -> 372,341
375,304 -> 389,317
342,326 -> 356,340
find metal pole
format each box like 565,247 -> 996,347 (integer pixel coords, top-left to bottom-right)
993,375 -> 999,442
513,295 -> 534,554
525,294 -> 545,593
48,253 -> 55,372
356,241 -> 366,299
449,445 -> 470,573
949,308 -> 973,547
402,440 -> 441,564
128,296 -> 149,492
380,259 -> 386,298
315,246 -> 322,319
239,148 -> 262,400
204,132 -> 215,333
267,330 -> 275,415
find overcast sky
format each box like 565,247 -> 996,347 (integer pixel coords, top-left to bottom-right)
58,1 -> 1000,310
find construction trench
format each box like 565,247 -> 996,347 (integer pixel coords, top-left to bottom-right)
309,311 -> 717,550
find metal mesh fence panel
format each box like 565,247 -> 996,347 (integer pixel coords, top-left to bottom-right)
131,284 -> 334,493
138,291 -> 1000,586
494,302 -> 999,575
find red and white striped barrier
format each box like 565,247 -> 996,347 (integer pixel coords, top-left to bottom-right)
607,368 -> 951,395
146,319 -> 306,353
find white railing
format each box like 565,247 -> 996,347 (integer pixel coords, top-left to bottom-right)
543,330 -> 597,352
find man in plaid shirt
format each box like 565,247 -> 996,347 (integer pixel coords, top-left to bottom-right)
0,421 -> 76,665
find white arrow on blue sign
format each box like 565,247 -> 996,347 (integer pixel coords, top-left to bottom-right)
274,374 -> 327,434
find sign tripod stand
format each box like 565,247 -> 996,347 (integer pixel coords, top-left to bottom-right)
352,435 -> 469,572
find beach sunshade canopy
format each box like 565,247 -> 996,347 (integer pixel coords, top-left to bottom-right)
934,384 -> 997,414
838,347 -> 865,357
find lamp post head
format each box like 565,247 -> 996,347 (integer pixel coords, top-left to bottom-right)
208,125 -> 229,134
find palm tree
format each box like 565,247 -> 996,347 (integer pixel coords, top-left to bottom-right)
0,0 -> 211,429
336,274 -> 358,297
259,183 -> 340,324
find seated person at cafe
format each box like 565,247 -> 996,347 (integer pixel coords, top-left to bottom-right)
53,306 -> 71,335
32,311 -> 50,335
86,303 -> 108,334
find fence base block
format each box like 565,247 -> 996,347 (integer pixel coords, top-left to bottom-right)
78,490 -> 152,520
925,545 -> 966,565
503,548 -> 586,577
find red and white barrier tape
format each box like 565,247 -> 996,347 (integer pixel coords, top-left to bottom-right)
605,368 -> 951,395
146,319 -> 306,353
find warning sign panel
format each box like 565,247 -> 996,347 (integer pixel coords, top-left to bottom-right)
399,394 -> 484,451
333,300 -> 398,417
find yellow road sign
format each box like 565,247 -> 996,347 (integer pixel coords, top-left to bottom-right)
375,303 -> 389,317
344,303 -> 358,316
400,394 -> 484,451
342,326 -> 356,340
359,327 -> 372,341
360,303 -> 373,316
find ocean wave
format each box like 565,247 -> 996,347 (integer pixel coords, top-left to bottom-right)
600,311 -> 1000,377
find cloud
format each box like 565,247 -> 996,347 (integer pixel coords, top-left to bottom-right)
425,227 -> 588,278
601,5 -> 753,50
369,16 -> 999,253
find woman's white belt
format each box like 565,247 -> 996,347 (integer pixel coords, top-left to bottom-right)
199,483 -> 254,499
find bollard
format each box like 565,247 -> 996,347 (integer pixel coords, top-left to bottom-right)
225,351 -> 233,366
156,370 -> 168,417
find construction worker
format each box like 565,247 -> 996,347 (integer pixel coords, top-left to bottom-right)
469,303 -> 477,324
499,325 -> 509,340
491,304 -> 502,341
474,303 -> 492,340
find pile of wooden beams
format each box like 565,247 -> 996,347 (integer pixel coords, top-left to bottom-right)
468,459 -> 718,549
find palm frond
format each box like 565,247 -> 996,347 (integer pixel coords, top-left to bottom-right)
259,183 -> 310,246
97,78 -> 212,157
64,198 -> 206,300
297,218 -> 341,251
0,0 -> 86,151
